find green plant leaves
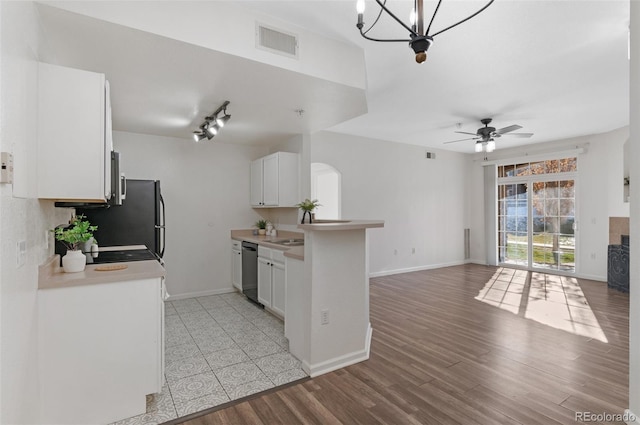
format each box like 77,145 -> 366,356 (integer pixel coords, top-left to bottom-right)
53,214 -> 97,251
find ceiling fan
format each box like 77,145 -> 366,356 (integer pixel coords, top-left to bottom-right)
444,118 -> 533,152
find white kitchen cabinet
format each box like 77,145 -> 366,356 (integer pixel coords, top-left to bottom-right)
231,240 -> 242,291
258,256 -> 273,306
37,62 -> 114,202
271,261 -> 286,317
257,246 -> 286,317
38,277 -> 164,424
250,152 -> 299,207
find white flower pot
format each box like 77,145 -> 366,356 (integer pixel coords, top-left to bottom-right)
62,249 -> 87,273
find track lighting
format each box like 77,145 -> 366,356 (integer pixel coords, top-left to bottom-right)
193,100 -> 231,142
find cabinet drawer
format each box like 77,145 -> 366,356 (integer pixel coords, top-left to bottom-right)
231,240 -> 242,250
272,249 -> 285,264
258,245 -> 272,259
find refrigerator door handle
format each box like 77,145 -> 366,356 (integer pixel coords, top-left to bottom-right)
159,193 -> 166,258
120,174 -> 127,200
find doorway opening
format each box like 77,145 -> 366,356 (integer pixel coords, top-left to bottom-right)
310,163 -> 341,220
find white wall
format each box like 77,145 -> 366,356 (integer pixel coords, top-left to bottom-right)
467,127 -> 630,281
628,1 -> 640,418
41,1 -> 366,90
113,131 -> 268,298
311,131 -> 468,276
0,2 -> 70,423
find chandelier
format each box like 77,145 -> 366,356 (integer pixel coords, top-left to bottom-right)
356,0 -> 495,64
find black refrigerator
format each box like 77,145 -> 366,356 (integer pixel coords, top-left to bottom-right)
76,180 -> 165,258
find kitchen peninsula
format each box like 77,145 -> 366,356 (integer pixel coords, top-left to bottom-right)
286,220 -> 384,377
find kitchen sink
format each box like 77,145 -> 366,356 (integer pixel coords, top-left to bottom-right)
271,238 -> 305,246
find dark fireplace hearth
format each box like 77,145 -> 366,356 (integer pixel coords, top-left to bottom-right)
607,235 -> 629,293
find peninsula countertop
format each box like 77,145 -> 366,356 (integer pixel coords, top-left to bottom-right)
38,255 -> 166,290
297,219 -> 385,231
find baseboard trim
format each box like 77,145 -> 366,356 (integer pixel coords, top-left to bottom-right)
574,273 -> 606,282
307,324 -> 373,377
372,261 -> 608,283
625,409 -> 640,424
168,287 -> 238,301
369,261 -> 467,278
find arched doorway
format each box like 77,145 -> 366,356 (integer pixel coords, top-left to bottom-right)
310,162 -> 341,219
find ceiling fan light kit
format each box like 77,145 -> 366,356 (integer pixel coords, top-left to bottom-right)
192,100 -> 231,142
356,0 -> 495,64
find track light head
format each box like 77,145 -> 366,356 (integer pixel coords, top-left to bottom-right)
193,131 -> 206,142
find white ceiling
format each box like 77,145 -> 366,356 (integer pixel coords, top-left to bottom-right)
38,1 -> 630,153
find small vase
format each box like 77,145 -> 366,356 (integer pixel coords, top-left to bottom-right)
300,211 -> 313,224
62,249 -> 87,273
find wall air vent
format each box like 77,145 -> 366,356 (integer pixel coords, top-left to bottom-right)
425,151 -> 436,159
256,23 -> 298,59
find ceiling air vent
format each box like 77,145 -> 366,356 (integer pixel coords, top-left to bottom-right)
256,23 -> 298,59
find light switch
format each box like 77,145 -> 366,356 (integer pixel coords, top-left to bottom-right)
1,152 -> 13,184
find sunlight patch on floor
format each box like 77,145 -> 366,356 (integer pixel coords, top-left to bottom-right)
475,268 -> 608,343
475,268 -> 527,315
525,273 -> 607,343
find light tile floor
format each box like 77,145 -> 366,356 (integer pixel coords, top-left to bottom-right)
111,292 -> 307,425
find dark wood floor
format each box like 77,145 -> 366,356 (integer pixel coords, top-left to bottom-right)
179,264 -> 629,425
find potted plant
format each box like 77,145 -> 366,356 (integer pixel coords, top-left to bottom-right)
53,215 -> 97,273
255,219 -> 268,235
296,199 -> 321,224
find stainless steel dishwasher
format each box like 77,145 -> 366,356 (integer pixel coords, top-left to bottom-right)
241,241 -> 261,306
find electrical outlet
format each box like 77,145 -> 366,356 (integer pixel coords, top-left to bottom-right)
320,309 -> 329,325
412,247 -> 416,254
16,240 -> 26,268
590,252 -> 596,260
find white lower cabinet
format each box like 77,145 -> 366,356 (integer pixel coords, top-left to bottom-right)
38,277 -> 164,424
271,261 -> 286,317
231,240 -> 242,291
258,256 -> 273,306
257,246 -> 286,318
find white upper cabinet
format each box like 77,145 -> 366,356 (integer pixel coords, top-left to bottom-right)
37,63 -> 113,202
250,152 -> 299,207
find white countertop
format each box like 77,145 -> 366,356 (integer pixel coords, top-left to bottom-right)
38,250 -> 165,290
297,219 -> 384,231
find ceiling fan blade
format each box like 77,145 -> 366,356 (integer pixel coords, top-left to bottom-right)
495,124 -> 522,135
503,132 -> 533,138
454,131 -> 478,136
443,137 -> 478,144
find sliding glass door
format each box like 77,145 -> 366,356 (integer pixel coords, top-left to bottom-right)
497,158 -> 577,273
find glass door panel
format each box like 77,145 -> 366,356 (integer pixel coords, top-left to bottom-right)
530,180 -> 575,272
498,183 -> 528,266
